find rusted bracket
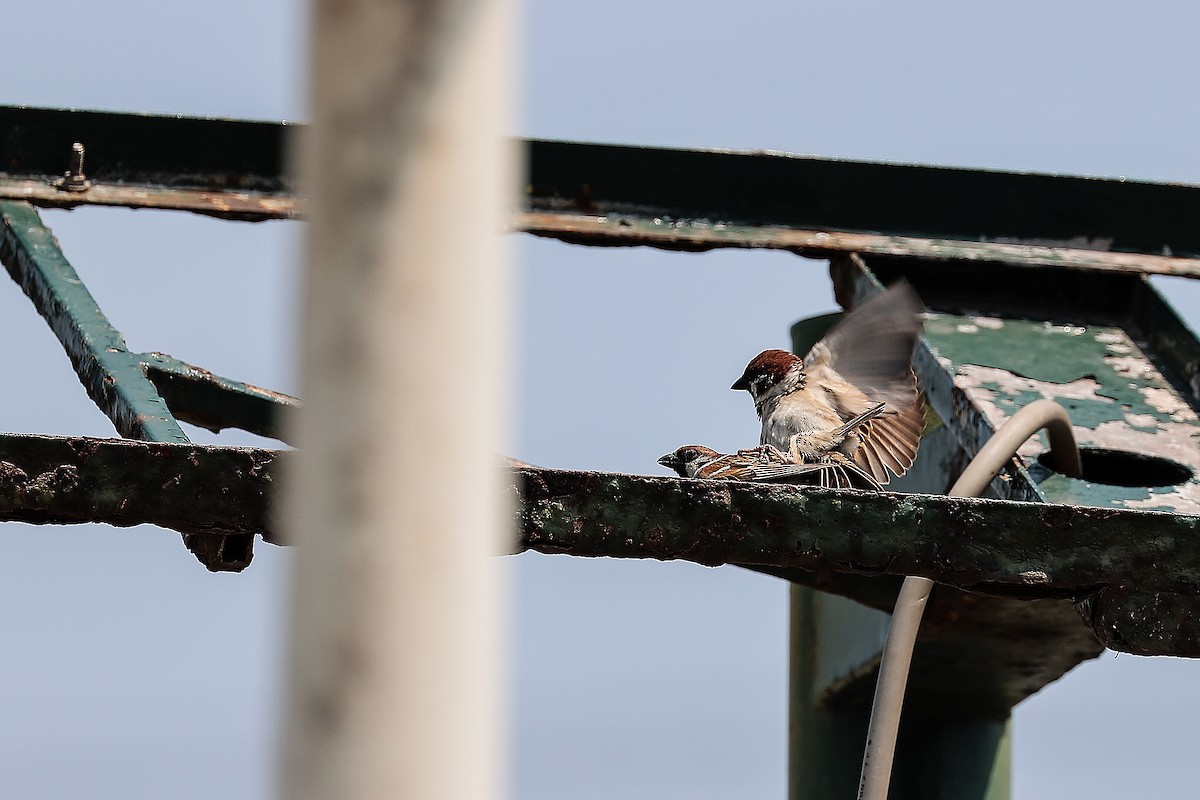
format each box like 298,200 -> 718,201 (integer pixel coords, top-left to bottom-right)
0,200 -> 299,568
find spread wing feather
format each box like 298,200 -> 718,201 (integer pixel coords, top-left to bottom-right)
804,281 -> 925,411
805,281 -> 925,484
745,462 -> 882,491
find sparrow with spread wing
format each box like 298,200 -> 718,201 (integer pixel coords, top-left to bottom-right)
730,281 -> 925,486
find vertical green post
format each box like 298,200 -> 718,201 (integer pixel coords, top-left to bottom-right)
788,585 -> 882,799
786,310 -> 1012,800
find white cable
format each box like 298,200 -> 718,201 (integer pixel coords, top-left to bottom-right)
857,399 -> 1082,800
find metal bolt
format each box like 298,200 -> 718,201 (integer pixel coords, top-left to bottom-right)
53,142 -> 92,192
69,142 -> 84,174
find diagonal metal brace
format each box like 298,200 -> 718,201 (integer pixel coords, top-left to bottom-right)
0,201 -> 188,442
140,352 -> 300,444
0,201 -> 300,569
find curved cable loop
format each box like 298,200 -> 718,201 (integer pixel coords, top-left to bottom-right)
857,399 -> 1082,800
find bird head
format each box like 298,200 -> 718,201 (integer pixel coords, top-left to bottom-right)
731,349 -> 803,404
657,445 -> 720,478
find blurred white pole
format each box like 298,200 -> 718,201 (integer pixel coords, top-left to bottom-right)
280,0 -> 514,798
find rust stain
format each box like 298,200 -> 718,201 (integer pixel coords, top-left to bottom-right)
0,178 -> 300,221
519,210 -> 1200,278
991,235 -> 1115,250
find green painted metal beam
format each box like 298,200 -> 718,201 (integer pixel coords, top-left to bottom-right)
0,201 -> 188,443
788,586 -> 875,799
140,352 -> 300,444
789,582 -> 1024,799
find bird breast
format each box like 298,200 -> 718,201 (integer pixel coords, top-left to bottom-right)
760,388 -> 845,451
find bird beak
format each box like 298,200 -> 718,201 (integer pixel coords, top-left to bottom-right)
731,375 -> 750,391
657,453 -> 681,470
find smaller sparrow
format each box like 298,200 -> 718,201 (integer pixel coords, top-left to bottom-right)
658,444 -> 881,490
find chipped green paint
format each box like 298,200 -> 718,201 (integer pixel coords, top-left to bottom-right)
922,312 -> 1200,513
925,316 -> 1172,422
1035,474 -> 1166,509
824,257 -> 1200,662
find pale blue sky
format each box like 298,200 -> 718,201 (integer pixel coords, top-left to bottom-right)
2,2 -> 1200,798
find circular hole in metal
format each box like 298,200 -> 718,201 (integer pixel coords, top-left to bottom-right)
1036,447 -> 1193,488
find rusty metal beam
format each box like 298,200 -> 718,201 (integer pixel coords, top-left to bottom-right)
0,177 -> 300,221
0,434 -> 280,570
0,432 -> 1167,589
521,138 -> 1200,275
514,467 -> 1198,599
8,106 -> 1200,277
515,465 -> 1200,656
3,434 -> 1198,653
0,105 -> 294,221
520,211 -> 1200,278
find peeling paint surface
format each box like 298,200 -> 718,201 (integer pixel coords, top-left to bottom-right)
924,313 -> 1200,512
